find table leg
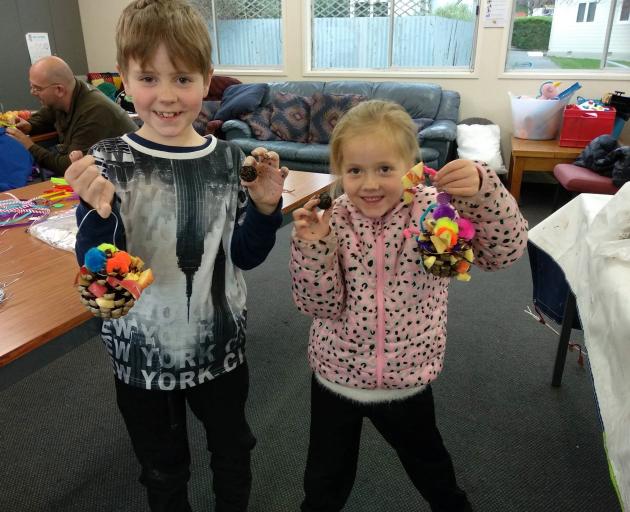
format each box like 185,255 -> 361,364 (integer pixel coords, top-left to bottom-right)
508,157 -> 526,203
551,290 -> 577,387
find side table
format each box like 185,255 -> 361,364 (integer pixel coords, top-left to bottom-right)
508,137 -> 582,202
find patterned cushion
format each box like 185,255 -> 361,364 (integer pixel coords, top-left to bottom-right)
269,92 -> 313,142
241,106 -> 280,141
308,93 -> 365,144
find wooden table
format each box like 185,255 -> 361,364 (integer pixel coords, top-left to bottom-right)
282,170 -> 335,214
0,181 -> 91,367
0,171 -> 334,367
31,131 -> 58,143
508,137 -> 582,202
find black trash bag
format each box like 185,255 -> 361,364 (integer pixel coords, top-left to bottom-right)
612,146 -> 630,187
574,134 -> 619,176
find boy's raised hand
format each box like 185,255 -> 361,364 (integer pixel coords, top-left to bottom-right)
432,159 -> 481,197
241,147 -> 289,215
65,151 -> 114,218
292,195 -> 332,241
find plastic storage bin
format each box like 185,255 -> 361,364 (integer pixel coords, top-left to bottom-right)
558,105 -> 616,148
510,94 -> 571,140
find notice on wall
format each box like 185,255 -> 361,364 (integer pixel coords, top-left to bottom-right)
483,0 -> 508,27
25,32 -> 52,64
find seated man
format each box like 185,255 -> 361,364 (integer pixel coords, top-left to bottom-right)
6,56 -> 136,176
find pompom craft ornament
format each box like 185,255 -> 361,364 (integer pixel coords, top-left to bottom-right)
401,164 -> 476,281
75,210 -> 154,319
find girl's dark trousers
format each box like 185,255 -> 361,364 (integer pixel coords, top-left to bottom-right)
114,362 -> 256,512
301,376 -> 472,512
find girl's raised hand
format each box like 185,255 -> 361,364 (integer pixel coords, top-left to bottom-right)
241,147 -> 289,215
292,195 -> 332,241
433,159 -> 481,198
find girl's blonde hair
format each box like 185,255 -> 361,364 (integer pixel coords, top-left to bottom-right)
116,0 -> 213,79
329,99 -> 419,176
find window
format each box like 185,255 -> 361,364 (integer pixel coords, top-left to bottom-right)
310,0 -> 479,71
506,0 -> 630,72
576,2 -> 585,22
200,0 -> 283,68
576,2 -> 596,22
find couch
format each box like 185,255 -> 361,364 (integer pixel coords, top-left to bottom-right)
221,81 -> 460,172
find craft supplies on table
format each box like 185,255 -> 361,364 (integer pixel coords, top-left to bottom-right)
0,193 -> 50,228
27,208 -> 78,252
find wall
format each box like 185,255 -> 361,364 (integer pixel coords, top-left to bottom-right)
549,0 -> 630,58
77,0 -> 630,154
0,0 -> 88,110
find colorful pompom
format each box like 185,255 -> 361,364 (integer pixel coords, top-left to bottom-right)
97,243 -> 117,254
105,251 -> 132,275
84,247 -> 107,273
457,218 -> 475,240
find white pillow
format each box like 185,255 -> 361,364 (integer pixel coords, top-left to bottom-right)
456,124 -> 507,174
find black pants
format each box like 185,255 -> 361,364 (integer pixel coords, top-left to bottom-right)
115,362 -> 256,512
302,377 -> 472,512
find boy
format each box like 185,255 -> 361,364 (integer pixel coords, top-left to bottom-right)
64,1 -> 287,511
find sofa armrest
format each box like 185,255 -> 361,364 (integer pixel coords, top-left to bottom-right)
222,119 -> 251,139
419,120 -> 457,142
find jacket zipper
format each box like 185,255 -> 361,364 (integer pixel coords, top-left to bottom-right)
375,228 -> 385,388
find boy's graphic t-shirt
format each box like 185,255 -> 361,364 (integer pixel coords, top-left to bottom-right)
85,133 -> 251,390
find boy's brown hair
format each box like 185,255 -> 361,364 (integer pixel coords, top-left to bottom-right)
329,100 -> 419,175
116,0 -> 213,79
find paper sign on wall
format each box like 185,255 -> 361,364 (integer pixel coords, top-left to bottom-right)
483,0 -> 508,27
25,33 -> 52,64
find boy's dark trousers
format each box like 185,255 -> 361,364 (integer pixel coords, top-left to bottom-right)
115,362 -> 256,512
301,377 -> 472,512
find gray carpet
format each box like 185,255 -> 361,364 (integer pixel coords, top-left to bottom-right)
0,182 -> 621,511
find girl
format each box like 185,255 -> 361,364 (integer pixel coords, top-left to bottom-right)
289,100 -> 528,512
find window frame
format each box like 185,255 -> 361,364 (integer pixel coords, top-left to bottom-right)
206,0 -> 289,76
499,0 -> 630,79
302,0 -> 483,79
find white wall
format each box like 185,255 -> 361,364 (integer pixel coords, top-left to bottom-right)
77,0 -> 630,157
549,0 -> 630,58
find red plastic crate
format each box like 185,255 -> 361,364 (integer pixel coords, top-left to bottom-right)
558,105 -> 616,147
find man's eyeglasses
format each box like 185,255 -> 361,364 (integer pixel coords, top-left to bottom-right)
30,83 -> 60,94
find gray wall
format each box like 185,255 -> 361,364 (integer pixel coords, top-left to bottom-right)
0,0 -> 87,110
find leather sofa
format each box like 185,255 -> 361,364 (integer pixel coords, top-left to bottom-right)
221,81 -> 460,172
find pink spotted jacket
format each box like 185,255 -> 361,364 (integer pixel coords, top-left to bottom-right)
290,165 -> 528,393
